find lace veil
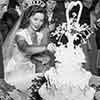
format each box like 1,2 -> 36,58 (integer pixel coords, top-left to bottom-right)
2,12 -> 24,67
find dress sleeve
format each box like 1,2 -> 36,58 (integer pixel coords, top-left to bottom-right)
15,35 -> 29,53
15,29 -> 29,53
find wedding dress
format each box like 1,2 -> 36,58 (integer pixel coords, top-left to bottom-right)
4,28 -> 36,100
4,25 -> 50,100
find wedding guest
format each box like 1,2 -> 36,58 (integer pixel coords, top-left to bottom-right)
80,0 -> 96,73
46,0 -> 57,32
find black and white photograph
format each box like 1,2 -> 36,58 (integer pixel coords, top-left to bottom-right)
0,0 -> 100,100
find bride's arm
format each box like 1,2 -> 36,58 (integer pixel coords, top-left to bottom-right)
15,35 -> 47,55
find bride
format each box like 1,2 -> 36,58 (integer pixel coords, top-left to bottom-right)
2,1 -> 55,99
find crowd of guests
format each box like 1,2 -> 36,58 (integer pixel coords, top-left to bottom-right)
0,0 -> 100,99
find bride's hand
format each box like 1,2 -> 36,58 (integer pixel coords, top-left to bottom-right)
47,43 -> 56,53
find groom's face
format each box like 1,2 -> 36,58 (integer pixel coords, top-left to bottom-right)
46,0 -> 56,11
64,0 -> 71,9
83,0 -> 93,8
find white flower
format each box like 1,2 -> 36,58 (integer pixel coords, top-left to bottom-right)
47,43 -> 56,53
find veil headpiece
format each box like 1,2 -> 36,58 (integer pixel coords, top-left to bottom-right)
22,0 -> 46,9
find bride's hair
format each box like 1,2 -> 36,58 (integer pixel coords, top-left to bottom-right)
20,5 -> 48,29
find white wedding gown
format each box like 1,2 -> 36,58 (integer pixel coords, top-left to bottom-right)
5,29 -> 36,100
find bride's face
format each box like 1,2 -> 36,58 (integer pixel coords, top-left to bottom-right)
30,12 -> 45,31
